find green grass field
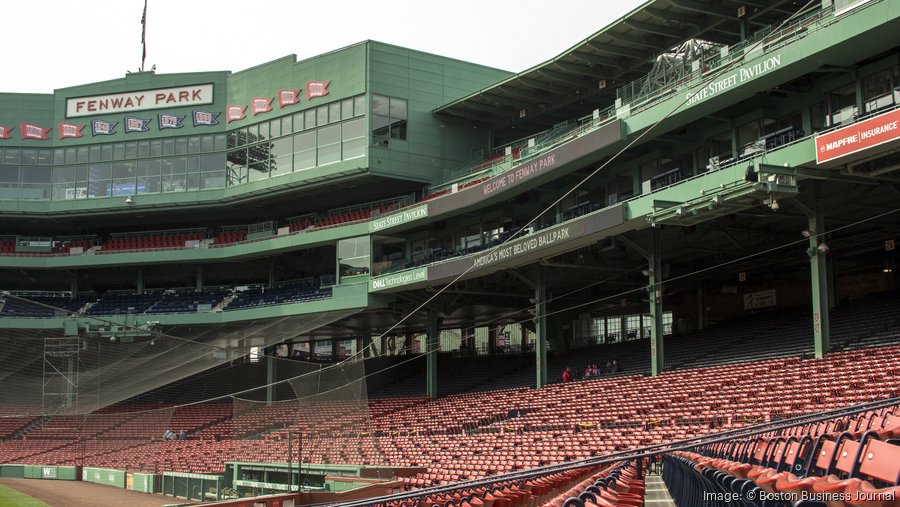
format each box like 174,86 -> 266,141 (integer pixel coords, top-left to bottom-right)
0,484 -> 50,507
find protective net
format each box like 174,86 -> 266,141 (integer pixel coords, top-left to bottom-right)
0,292 -> 360,415
287,356 -> 393,480
0,292 -> 398,492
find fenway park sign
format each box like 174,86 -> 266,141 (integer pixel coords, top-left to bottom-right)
66,84 -> 214,118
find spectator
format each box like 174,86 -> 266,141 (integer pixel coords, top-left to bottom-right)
179,430 -> 186,440
605,360 -> 613,372
562,367 -> 573,383
612,359 -> 621,372
163,429 -> 175,441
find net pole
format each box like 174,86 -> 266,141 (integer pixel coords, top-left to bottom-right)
288,430 -> 293,492
297,431 -> 302,491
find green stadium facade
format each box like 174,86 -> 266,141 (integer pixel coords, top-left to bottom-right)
2,0 -> 900,409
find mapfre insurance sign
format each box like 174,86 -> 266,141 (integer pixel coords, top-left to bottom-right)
66,84 -> 213,118
815,108 -> 900,164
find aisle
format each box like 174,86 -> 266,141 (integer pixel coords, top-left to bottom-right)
643,471 -> 677,507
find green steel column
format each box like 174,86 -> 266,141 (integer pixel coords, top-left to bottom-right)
649,228 -> 665,376
697,285 -> 706,331
266,353 -> 276,406
66,355 -> 75,409
809,189 -> 831,358
362,334 -> 373,358
136,269 -> 144,293
426,310 -> 440,398
196,266 -> 204,292
70,272 -> 79,297
534,268 -> 548,389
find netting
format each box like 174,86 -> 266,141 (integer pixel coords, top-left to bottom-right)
0,293 -> 360,416
288,356 -> 392,480
0,292 -> 395,488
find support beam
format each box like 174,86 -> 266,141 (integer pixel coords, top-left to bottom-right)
807,184 -> 831,358
697,285 -> 707,331
624,19 -> 686,39
266,354 -> 276,406
534,268 -> 548,389
425,310 -> 441,398
362,334 -> 373,358
195,266 -> 204,292
644,7 -> 702,28
594,44 -> 648,60
668,0 -> 736,18
648,228 -> 665,376
403,333 -> 413,355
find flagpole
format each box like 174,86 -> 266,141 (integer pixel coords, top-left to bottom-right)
141,0 -> 148,71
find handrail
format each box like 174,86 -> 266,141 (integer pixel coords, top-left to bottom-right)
426,106 -> 616,195
109,227 -> 207,238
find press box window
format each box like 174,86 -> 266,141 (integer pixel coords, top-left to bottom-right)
372,94 -> 407,144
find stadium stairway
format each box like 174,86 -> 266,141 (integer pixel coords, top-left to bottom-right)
642,474 -> 675,507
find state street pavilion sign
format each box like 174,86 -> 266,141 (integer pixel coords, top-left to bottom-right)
66,84 -> 214,118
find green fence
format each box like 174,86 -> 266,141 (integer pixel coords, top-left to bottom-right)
82,467 -> 126,488
1,465 -> 77,480
0,465 -> 24,479
130,472 -> 157,494
162,471 -> 223,502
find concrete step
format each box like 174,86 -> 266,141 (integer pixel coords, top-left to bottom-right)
644,472 -> 677,507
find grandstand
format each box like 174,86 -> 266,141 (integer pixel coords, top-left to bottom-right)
1,0 -> 900,505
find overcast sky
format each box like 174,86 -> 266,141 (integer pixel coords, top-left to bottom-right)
3,0 -> 645,94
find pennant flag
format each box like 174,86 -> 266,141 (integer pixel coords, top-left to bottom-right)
0,126 -> 13,139
306,81 -> 330,100
251,97 -> 273,115
278,89 -> 301,108
226,105 -> 246,123
124,116 -> 151,133
58,123 -> 85,139
192,110 -> 219,127
91,120 -> 117,136
21,123 -> 52,140
157,113 -> 185,129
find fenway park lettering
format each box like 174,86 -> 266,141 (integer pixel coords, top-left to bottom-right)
67,84 -> 214,117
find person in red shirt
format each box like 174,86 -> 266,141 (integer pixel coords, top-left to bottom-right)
562,367 -> 573,383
